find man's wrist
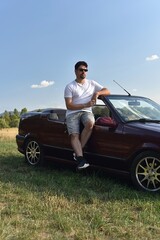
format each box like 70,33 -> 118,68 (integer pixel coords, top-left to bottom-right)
96,92 -> 100,97
83,103 -> 86,108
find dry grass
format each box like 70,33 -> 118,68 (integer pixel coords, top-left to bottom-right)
0,128 -> 18,139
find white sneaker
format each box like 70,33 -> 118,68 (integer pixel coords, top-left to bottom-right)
76,156 -> 90,170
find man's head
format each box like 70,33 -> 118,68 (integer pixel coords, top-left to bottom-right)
75,61 -> 88,80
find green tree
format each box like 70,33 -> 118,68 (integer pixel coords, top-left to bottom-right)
9,114 -> 19,128
20,108 -> 27,115
14,108 -> 20,117
0,107 -> 28,129
0,118 -> 9,129
3,111 -> 10,126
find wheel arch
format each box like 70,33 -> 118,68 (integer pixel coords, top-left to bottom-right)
23,133 -> 41,149
128,147 -> 160,168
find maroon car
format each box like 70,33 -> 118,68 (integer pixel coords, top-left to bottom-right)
16,95 -> 160,192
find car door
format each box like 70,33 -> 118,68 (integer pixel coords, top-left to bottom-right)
39,111 -> 71,149
89,105 -> 124,158
87,123 -> 124,158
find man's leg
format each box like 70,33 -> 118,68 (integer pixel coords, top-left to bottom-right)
80,112 -> 95,149
66,112 -> 89,169
70,133 -> 83,157
80,121 -> 94,148
70,133 -> 89,169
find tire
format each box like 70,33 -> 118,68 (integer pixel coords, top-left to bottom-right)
25,139 -> 44,166
131,151 -> 160,192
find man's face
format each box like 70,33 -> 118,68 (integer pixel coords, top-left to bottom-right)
75,65 -> 88,79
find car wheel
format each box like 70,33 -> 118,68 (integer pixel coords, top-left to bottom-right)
131,151 -> 160,192
25,139 -> 44,166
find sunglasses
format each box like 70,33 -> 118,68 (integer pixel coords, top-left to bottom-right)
78,68 -> 88,72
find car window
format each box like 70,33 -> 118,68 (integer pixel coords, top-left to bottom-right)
93,105 -> 110,120
109,97 -> 160,121
49,113 -> 59,120
48,110 -> 66,122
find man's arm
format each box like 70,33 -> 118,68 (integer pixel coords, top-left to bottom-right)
91,88 -> 110,102
65,98 -> 95,110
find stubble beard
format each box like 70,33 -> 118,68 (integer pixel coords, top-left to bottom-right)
80,74 -> 86,79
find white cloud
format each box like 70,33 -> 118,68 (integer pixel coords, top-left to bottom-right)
31,80 -> 55,89
145,54 -> 159,61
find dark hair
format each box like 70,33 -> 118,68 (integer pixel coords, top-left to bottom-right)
75,61 -> 88,70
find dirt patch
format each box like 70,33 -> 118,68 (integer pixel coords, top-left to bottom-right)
0,128 -> 18,139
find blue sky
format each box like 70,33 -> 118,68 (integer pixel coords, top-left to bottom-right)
0,0 -> 160,113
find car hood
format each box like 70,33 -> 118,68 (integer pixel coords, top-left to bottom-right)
127,122 -> 160,133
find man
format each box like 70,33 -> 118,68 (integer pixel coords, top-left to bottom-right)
64,61 -> 110,170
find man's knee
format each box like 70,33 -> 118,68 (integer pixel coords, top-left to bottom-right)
85,121 -> 94,130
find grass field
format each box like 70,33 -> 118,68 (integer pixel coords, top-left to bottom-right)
0,129 -> 160,240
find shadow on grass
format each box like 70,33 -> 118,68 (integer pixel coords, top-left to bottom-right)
0,154 -> 159,203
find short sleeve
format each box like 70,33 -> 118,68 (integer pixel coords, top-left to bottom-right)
91,80 -> 104,91
64,84 -> 72,98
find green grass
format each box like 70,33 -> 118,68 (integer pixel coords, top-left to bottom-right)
0,138 -> 160,240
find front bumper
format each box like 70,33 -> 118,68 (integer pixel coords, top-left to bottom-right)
16,134 -> 25,154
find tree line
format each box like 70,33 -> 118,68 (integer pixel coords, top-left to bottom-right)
0,108 -> 28,128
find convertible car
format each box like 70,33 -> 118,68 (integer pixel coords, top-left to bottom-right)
16,95 -> 160,193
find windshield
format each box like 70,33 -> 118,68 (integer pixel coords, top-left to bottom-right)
108,96 -> 160,122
